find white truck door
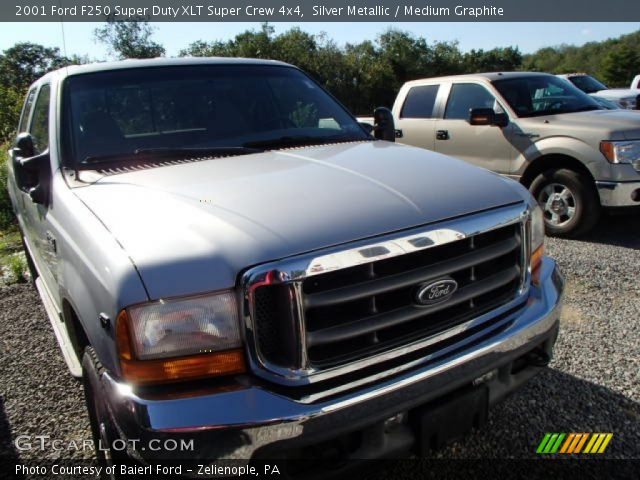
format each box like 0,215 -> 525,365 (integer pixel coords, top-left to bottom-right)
394,84 -> 440,151
433,82 -> 514,174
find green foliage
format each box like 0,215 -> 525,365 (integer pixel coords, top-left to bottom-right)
600,44 -> 640,87
0,85 -> 22,142
0,42 -> 82,144
0,147 -> 16,230
94,17 -> 165,59
464,47 -> 523,73
523,30 -> 640,86
7,252 -> 27,284
0,42 -> 72,92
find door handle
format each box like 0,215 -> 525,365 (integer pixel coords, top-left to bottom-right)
436,130 -> 449,140
515,132 -> 539,138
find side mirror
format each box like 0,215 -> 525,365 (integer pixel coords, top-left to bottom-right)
373,107 -> 396,142
14,132 -> 35,158
468,108 -> 508,128
11,138 -> 50,205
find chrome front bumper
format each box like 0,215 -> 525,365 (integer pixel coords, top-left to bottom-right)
597,180 -> 640,207
100,257 -> 563,462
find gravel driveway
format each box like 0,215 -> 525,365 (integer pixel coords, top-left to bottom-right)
1,213 -> 638,476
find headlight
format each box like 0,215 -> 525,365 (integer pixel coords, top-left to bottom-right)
530,203 -> 545,284
116,291 -> 245,385
618,97 -> 637,109
599,140 -> 640,164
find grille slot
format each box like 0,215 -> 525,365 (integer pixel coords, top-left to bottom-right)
246,210 -> 528,385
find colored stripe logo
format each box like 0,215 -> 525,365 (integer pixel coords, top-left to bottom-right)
537,433 -> 613,454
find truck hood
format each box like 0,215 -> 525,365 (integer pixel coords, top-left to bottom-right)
518,109 -> 640,140
592,88 -> 640,100
73,141 -> 525,299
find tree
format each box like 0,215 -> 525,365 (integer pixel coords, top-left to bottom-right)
464,47 -> 522,73
0,84 -> 22,141
0,42 -> 71,91
600,44 -> 640,87
180,23 -> 275,59
522,29 -> 640,86
0,42 -> 78,143
94,18 -> 165,59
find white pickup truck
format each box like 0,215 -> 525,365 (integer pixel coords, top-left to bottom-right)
361,72 -> 640,237
558,73 -> 640,110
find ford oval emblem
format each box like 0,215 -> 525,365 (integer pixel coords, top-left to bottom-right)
415,279 -> 458,306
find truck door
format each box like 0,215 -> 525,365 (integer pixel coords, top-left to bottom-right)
11,83 -> 59,288
433,82 -> 514,174
394,84 -> 440,150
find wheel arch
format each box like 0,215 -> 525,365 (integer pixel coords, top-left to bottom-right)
62,298 -> 90,366
520,154 -> 597,189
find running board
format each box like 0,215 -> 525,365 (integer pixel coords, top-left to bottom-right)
35,277 -> 83,377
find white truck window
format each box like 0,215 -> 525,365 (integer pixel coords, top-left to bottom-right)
400,85 -> 440,118
444,83 -> 496,120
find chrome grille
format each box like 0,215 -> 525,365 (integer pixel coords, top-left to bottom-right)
242,203 -> 531,386
303,224 -> 521,368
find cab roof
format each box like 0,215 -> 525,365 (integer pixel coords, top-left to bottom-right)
405,71 -> 553,86
37,57 -> 295,83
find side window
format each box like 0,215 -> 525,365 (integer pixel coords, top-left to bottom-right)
18,89 -> 37,133
400,85 -> 440,119
29,85 -> 51,154
444,83 -> 496,120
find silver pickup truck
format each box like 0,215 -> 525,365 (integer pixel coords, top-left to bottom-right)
7,58 -> 562,475
374,72 -> 640,237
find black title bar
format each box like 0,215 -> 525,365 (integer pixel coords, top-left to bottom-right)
5,0 -> 639,22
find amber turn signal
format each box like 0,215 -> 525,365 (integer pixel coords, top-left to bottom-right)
531,245 -> 544,285
599,141 -> 615,163
115,310 -> 246,385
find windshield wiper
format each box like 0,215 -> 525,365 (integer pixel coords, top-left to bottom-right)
243,134 -> 366,150
80,146 -> 262,169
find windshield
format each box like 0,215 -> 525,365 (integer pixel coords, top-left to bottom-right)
492,75 -> 601,118
62,65 -> 369,166
567,75 -> 608,93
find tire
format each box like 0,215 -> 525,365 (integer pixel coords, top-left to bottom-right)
529,168 -> 601,238
82,347 -> 128,480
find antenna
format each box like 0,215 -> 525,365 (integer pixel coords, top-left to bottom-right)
60,21 -> 69,60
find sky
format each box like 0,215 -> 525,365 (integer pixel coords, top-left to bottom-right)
0,22 -> 638,59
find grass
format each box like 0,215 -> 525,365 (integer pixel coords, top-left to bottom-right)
0,145 -> 15,230
0,144 -> 25,285
0,226 -> 24,285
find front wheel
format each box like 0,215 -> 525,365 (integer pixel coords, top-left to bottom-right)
529,168 -> 600,237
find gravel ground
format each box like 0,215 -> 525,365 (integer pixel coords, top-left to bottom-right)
0,213 -> 638,477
